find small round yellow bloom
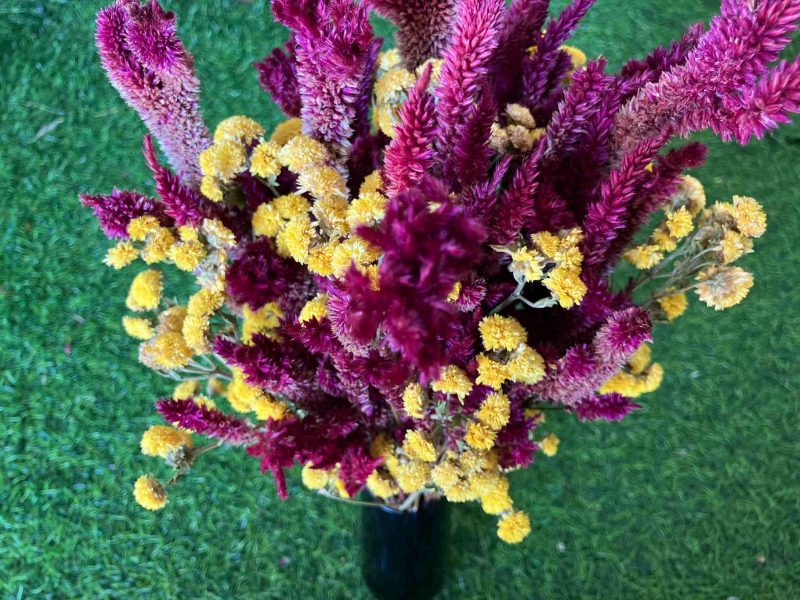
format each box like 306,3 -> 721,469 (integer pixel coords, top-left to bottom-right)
444,480 -> 478,503
140,425 -> 193,458
624,245 -> 664,270
658,292 -> 688,321
431,460 -> 461,491
301,463 -> 330,490
251,395 -> 288,421
277,215 -> 314,263
133,475 -> 167,511
719,229 -> 752,264
507,345 -> 545,384
315,195 -> 350,235
651,228 -> 678,253
148,331 -> 194,370
732,196 -> 766,238
402,430 -> 437,462
402,382 -> 426,419
173,380 -> 199,400
277,135 -> 328,172
479,315 -> 527,352
481,484 -> 513,515
665,206 -> 694,239
468,469 -> 502,497
360,171 -> 383,195
348,192 -> 388,228
214,115 -> 265,144
497,510 -> 531,544
127,216 -> 161,241
200,175 -> 224,202
126,269 -> 163,312
431,365 -> 473,401
395,460 -> 431,493
242,303 -> 282,344
366,471 -> 397,499
330,237 -> 381,277
628,343 -> 652,375
375,68 -> 415,104
476,392 -> 511,431
169,240 -> 206,271
250,141 -> 282,179
561,45 -> 587,70
104,241 -> 139,269
299,294 -> 329,324
122,316 -> 155,340
298,165 -> 348,200
159,305 -> 187,333
270,118 -> 302,145
475,354 -> 509,390
539,433 -> 560,457
530,231 -> 561,258
202,218 -> 237,249
695,266 -> 753,310
273,194 -> 311,219
141,227 -> 176,264
199,139 -> 246,181
544,265 -> 587,308
465,421 -> 497,450
307,241 -> 338,276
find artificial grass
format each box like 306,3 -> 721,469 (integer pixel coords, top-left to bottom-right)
1,1 -> 799,598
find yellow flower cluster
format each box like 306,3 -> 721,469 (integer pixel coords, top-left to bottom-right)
140,425 -> 193,458
199,116 -> 267,201
126,269 -> 163,312
599,343 -> 664,398
490,104 -> 545,154
695,266 -> 754,311
298,294 -> 328,324
226,367 -> 288,421
183,287 -> 225,354
402,382 -> 427,419
242,302 -> 283,344
475,315 -> 545,390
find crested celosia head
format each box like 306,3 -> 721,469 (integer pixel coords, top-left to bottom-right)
84,0 -> 792,545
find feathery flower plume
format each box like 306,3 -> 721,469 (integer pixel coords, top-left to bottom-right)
80,189 -> 167,239
367,0 -> 457,69
155,398 -> 256,445
96,0 -> 210,185
254,40 -> 302,117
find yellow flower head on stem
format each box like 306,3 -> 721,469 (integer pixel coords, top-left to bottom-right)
732,196 -> 766,238
665,206 -> 694,239
465,421 -> 497,450
214,116 -> 265,145
539,433 -> 560,457
250,140 -> 282,179
277,135 -> 329,172
299,294 -> 329,324
695,266 -> 753,310
431,365 -> 473,402
497,510 -> 531,544
126,269 -> 163,312
122,316 -> 155,340
476,392 -> 511,431
475,354 -> 509,390
104,241 -> 139,269
133,474 -> 167,511
658,292 -> 688,321
127,216 -> 161,241
270,118 -> 303,145
140,425 -> 193,458
301,463 -> 330,490
402,430 -> 437,462
507,345 -> 545,384
479,315 -> 527,352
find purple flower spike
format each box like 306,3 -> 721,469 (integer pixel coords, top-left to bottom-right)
573,393 -> 641,421
80,188 -> 167,239
367,0 -> 457,69
254,40 -> 302,117
96,0 -> 210,186
155,398 -> 256,445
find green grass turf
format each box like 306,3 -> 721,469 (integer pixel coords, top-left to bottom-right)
2,1 -> 799,598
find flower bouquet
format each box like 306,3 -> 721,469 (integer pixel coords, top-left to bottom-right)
82,0 -> 798,592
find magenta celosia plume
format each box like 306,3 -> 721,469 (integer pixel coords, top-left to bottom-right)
84,0 -> 798,540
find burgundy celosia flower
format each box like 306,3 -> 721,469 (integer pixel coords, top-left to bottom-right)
367,0 -> 456,70
254,40 -> 302,117
80,188 -> 167,239
155,398 -> 256,445
96,0 -> 210,185
573,393 -> 641,421
226,238 -> 310,313
349,178 -> 486,379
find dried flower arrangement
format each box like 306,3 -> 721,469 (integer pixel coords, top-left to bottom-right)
81,0 -> 797,544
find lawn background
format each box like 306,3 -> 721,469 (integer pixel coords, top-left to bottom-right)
1,1 -> 799,598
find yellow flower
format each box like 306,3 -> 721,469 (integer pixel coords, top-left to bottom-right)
168,239 -> 206,271
732,196 -> 766,238
301,463 -> 330,490
402,382 -> 426,419
459,449 -> 496,474
173,380 -> 199,400
651,228 -> 678,253
277,135 -> 328,172
269,118 -> 302,145
507,345 -> 545,384
444,480 -> 478,503
530,231 -> 561,258
468,469 -> 502,497
214,115 -> 265,144
133,475 -> 167,511
251,395 -> 288,421
544,265 -> 587,308
476,392 -> 511,431
127,216 -> 161,241
277,215 -> 314,263
307,241 -> 338,276
676,175 -> 706,216
140,425 -> 193,458
122,316 -> 155,340
242,302 -> 282,344
330,237 -> 381,277
628,343 -> 652,375
374,68 -> 415,104
348,192 -> 388,228
481,483 -> 513,515
250,140 -> 282,179
334,478 -> 350,498
200,175 -> 224,202
505,103 -> 536,128
159,305 -> 187,333
126,269 -> 163,312
252,202 -> 282,238
665,206 -> 694,239
298,165 -> 347,200
140,227 -> 176,264
395,460 -> 431,493
182,314 -> 210,354
199,139 -> 246,181
314,195 -> 350,235
272,194 -> 310,220
719,229 -> 753,264
366,471 -> 397,499
479,315 -> 527,352
599,362 -> 663,398
299,294 -> 329,324
360,171 -> 383,195
561,45 -> 587,70
624,244 -> 664,270
658,292 -> 688,321
539,433 -> 560,457
431,365 -> 473,401
475,354 -> 509,390
402,430 -> 437,462
695,266 -> 753,310
202,218 -> 237,249
497,511 -> 531,544
447,282 -> 462,303
431,460 -> 461,491
104,241 -> 139,269
147,331 -> 194,370
509,247 -> 545,282
465,421 -> 497,450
